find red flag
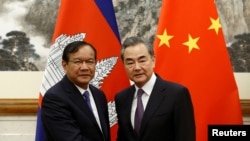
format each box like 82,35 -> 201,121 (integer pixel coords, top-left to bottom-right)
153,0 -> 243,141
35,0 -> 130,141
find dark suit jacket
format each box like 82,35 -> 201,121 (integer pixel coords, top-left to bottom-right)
42,76 -> 110,141
115,75 -> 195,141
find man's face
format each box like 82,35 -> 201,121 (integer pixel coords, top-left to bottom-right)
62,45 -> 96,89
123,43 -> 155,88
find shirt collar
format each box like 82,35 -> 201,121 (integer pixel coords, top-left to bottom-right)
134,73 -> 157,98
75,84 -> 90,95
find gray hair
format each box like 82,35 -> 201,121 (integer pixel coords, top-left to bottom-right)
120,36 -> 154,61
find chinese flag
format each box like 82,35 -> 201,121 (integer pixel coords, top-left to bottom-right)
35,0 -> 130,141
153,0 -> 243,141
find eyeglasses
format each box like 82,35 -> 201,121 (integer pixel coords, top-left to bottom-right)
69,59 -> 96,66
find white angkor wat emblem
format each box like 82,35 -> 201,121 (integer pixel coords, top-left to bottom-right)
90,57 -> 117,88
90,57 -> 118,127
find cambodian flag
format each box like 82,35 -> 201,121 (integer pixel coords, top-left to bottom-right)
35,0 -> 130,140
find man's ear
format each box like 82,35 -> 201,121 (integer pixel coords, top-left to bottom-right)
62,60 -> 67,72
152,55 -> 156,67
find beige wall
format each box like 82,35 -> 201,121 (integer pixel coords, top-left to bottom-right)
0,72 -> 43,99
0,72 -> 249,99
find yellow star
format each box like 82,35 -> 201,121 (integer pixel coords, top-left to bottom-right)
157,29 -> 174,47
208,17 -> 221,35
183,34 -> 200,53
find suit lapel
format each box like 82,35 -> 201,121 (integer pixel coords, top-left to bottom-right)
62,76 -> 99,128
127,86 -> 137,130
119,86 -> 136,133
90,86 -> 109,140
62,76 -> 85,110
140,78 -> 166,133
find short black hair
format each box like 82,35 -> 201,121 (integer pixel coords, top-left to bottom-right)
62,41 -> 97,62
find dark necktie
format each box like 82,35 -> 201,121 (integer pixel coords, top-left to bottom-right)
83,91 -> 92,111
134,88 -> 144,135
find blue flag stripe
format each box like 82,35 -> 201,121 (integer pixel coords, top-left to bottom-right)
94,0 -> 121,42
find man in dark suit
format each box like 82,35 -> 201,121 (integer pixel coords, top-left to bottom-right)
115,36 -> 195,141
42,41 -> 110,141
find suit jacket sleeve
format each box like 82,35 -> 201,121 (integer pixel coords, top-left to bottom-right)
42,89 -> 87,141
173,87 -> 196,141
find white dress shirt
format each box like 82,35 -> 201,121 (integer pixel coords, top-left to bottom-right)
75,85 -> 102,131
131,73 -> 157,128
